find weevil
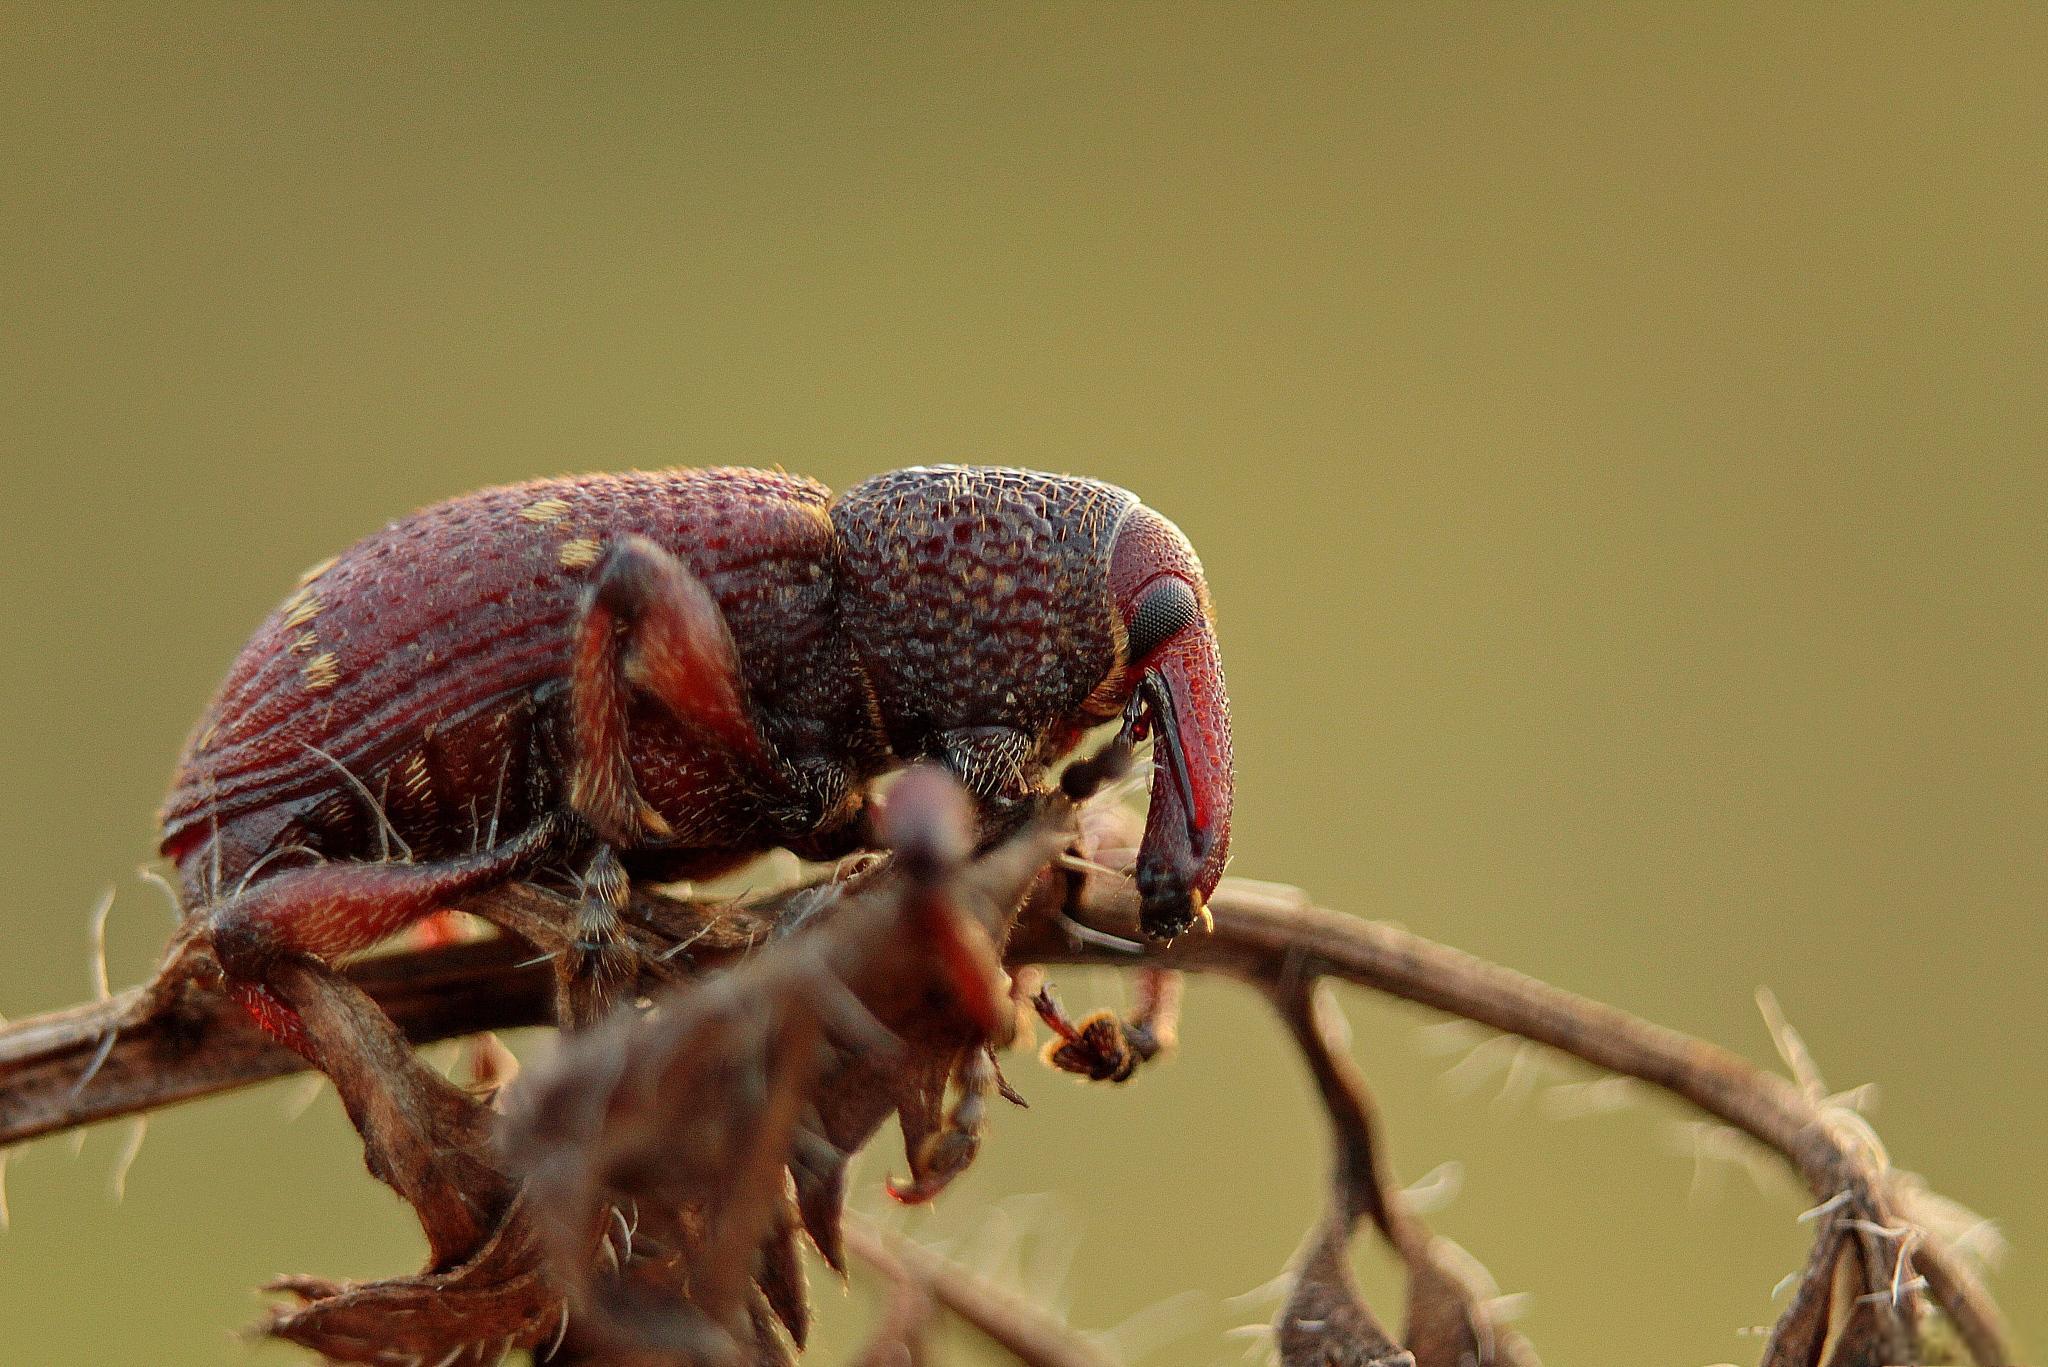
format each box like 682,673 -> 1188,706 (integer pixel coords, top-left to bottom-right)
159,465 -> 1234,1053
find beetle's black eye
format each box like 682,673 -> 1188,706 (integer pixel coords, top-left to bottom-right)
1124,578 -> 1200,664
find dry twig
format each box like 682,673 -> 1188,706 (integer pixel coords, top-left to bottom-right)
844,1219 -> 1119,1367
1016,845 -> 2007,1367
0,782 -> 2013,1367
1265,978 -> 1535,1367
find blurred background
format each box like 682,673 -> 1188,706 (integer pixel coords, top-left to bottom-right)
2,6 -> 2042,1364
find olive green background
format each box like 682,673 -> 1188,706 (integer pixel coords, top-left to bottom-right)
2,6 -> 2042,1364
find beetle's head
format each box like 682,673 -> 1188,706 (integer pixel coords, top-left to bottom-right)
1094,504 -> 1235,940
829,467 -> 1234,938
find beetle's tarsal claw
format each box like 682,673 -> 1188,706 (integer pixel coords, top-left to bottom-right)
1040,1010 -> 1139,1083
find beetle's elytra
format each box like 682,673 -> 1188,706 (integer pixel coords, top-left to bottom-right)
161,465 -> 1234,1051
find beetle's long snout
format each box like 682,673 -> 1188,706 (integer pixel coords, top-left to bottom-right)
1131,614 -> 1234,940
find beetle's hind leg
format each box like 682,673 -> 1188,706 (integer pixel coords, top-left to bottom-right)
205,818 -> 564,1060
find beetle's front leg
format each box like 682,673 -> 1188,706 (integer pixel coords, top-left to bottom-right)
931,725 -> 1045,846
1031,967 -> 1182,1084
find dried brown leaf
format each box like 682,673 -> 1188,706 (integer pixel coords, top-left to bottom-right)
1275,1209 -> 1415,1367
264,1196 -> 558,1365
274,958 -> 511,1269
1761,1192 -> 1927,1367
495,773 -> 1079,1361
1273,981 -> 1534,1367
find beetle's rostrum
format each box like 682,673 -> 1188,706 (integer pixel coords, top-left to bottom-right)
159,465 -> 1235,1052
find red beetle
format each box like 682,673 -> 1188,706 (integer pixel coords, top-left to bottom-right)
160,466 -> 1234,1052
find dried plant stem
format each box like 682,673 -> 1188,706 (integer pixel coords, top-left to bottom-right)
1268,977 -> 1537,1367
0,938 -> 547,1148
843,1220 -> 938,1367
843,1220 -> 1120,1367
0,868 -> 2011,1365
1024,877 -> 2009,1366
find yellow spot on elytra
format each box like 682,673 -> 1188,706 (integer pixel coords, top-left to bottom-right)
294,556 -> 337,588
302,652 -> 340,691
281,589 -> 322,631
557,538 -> 602,570
520,497 -> 572,525
290,630 -> 318,655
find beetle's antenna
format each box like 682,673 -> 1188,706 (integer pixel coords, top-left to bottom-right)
1137,674 -> 1204,850
300,743 -> 413,863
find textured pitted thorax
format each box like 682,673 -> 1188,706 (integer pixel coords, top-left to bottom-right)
830,467 -> 1136,761
160,467 -> 867,894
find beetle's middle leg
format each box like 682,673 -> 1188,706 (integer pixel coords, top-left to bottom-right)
564,534 -> 790,847
555,843 -> 636,1028
557,536 -> 816,1016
